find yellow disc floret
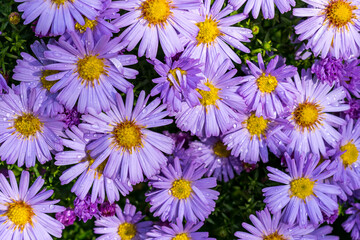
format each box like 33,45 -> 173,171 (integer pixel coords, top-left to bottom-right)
118,222 -> 137,240
76,55 -> 107,85
263,231 -> 286,240
75,17 -> 98,33
213,141 -> 231,158
112,120 -> 144,153
197,81 -> 221,107
245,113 -> 269,139
13,113 -> 43,138
256,73 -> 278,93
41,70 -> 59,91
340,141 -> 359,168
171,179 -> 192,199
325,0 -> 356,28
52,0 -> 66,5
196,16 -> 222,46
168,68 -> 187,86
6,201 -> 34,231
293,101 -> 323,131
172,233 -> 190,240
140,0 -> 172,26
290,177 -> 315,200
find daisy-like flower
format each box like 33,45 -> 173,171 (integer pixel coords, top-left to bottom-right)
229,0 -> 295,19
293,0 -> 360,58
44,30 -> 137,114
343,203 -> 360,240
175,58 -> 247,138
284,70 -> 349,159
185,137 -> 242,181
146,157 -> 219,223
263,153 -> 341,226
147,218 -> 215,240
111,0 -> 201,59
55,125 -> 133,203
223,112 -> 290,163
0,170 -> 65,239
238,53 -> 298,118
79,89 -> 174,184
94,199 -> 152,240
13,40 -> 64,117
150,56 -> 204,113
181,0 -> 252,66
0,83 -> 64,167
15,0 -> 102,37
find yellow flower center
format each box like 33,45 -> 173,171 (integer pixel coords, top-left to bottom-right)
76,55 -> 107,85
263,231 -> 286,240
245,113 -> 269,139
213,141 -> 231,158
325,0 -> 356,28
6,201 -> 34,231
75,17 -> 98,33
196,81 -> 221,106
340,141 -> 359,168
52,0 -> 66,5
293,101 -> 323,131
168,68 -> 187,86
172,233 -> 190,240
13,113 -> 43,138
140,0 -> 172,26
256,73 -> 278,93
112,120 -> 144,153
118,222 -> 137,240
40,70 -> 59,91
290,177 -> 315,200
196,16 -> 222,46
171,179 -> 192,199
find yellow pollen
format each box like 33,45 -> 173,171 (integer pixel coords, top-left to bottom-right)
76,55 -> 107,85
245,113 -> 269,139
172,233 -> 190,240
5,201 -> 34,231
196,16 -> 222,46
293,101 -> 323,131
140,0 -> 172,27
213,141 -> 231,158
196,81 -> 221,107
40,70 -> 59,91
263,231 -> 286,240
168,68 -> 187,86
52,0 -> 66,5
325,0 -> 356,28
256,73 -> 278,93
112,120 -> 144,153
290,177 -> 315,200
340,141 -> 359,168
75,17 -> 98,33
118,222 -> 137,240
171,179 -> 192,199
13,113 -> 43,138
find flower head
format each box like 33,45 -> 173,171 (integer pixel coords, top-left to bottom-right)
74,195 -> 100,222
56,208 -> 77,227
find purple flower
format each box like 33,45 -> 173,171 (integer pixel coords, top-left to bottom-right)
44,30 -> 137,113
263,153 -> 341,226
343,203 -> 360,240
0,170 -> 65,238
56,208 -> 77,227
181,0 -> 252,66
111,0 -> 201,59
175,58 -> 247,138
99,201 -> 117,217
311,57 -> 345,85
146,157 -> 219,223
293,0 -> 360,58
94,199 -> 152,240
346,99 -> 360,119
62,108 -> 81,127
150,56 -> 204,113
147,218 -> 215,240
238,53 -> 298,118
15,0 -> 102,36
0,73 -> 9,93
79,89 -> 174,184
74,195 -> 100,223
0,83 -> 64,167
